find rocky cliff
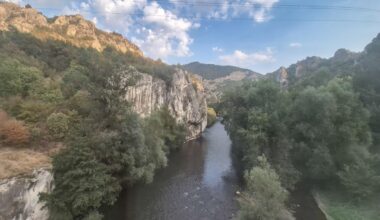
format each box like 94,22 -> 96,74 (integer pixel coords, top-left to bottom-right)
0,169 -> 52,220
0,2 -> 142,56
126,69 -> 207,140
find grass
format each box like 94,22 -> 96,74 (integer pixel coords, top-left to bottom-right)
314,189 -> 380,220
0,147 -> 52,179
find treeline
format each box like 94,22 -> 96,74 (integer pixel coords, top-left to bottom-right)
220,34 -> 380,220
0,31 -> 186,219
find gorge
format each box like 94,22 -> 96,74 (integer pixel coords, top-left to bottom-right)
1,2 -> 380,220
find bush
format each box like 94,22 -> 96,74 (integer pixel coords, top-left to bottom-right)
207,107 -> 217,127
0,57 -> 43,97
0,111 -> 30,146
67,90 -> 93,116
47,113 -> 70,139
238,156 -> 294,220
338,159 -> 380,200
16,101 -> 54,123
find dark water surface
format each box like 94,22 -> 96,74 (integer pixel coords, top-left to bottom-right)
105,121 -> 239,220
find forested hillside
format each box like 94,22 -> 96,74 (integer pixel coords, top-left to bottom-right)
221,34 -> 380,220
0,29 -> 186,220
181,61 -> 260,80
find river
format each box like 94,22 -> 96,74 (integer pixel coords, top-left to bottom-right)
105,121 -> 326,220
105,121 -> 239,220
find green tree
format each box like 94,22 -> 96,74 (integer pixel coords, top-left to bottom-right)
0,58 -> 43,97
40,144 -> 121,220
221,80 -> 299,188
61,63 -> 90,98
291,78 -> 371,182
238,156 -> 293,220
46,113 -> 70,139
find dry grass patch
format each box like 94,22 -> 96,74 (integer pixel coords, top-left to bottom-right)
0,148 -> 51,179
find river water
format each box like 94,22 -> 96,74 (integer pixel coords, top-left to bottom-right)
105,121 -> 239,220
105,121 -> 326,220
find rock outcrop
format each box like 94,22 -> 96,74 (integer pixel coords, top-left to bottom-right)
126,69 -> 207,140
0,169 -> 52,220
0,2 -> 143,56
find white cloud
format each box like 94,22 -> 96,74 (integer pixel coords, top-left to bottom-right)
62,0 -> 146,33
132,2 -> 198,59
219,48 -> 275,67
170,0 -> 278,23
233,0 -> 279,22
289,42 -> 302,48
212,47 -> 223,52
58,0 -> 197,59
2,0 -> 23,4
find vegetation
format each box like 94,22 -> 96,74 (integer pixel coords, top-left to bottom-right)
0,110 -> 30,146
46,113 -> 70,139
315,189 -> 380,220
220,34 -> 380,218
238,156 -> 294,220
206,107 -> 217,127
0,31 -> 186,219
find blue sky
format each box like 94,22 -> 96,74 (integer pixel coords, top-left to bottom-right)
6,0 -> 380,73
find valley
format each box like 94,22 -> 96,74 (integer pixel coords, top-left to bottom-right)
1,2 -> 380,220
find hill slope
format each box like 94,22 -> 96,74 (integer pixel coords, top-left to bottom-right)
0,2 -> 142,56
181,61 -> 262,80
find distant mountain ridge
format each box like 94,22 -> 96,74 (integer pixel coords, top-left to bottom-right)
268,48 -> 361,87
181,62 -> 262,80
180,62 -> 262,104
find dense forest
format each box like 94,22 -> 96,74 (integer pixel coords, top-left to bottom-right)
0,31 -> 186,219
220,34 -> 380,219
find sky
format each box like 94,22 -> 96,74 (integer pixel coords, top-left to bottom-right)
4,0 -> 380,74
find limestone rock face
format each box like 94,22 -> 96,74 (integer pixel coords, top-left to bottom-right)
0,169 -> 53,220
126,69 -> 207,140
0,2 -> 143,56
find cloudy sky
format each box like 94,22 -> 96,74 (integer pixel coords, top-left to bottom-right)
6,0 -> 380,73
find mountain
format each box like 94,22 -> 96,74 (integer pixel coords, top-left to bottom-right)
181,61 -> 261,80
268,48 -> 361,87
0,2 -> 142,56
180,62 -> 262,103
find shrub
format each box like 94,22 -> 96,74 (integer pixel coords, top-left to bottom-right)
207,107 -> 217,127
47,113 -> 70,139
67,90 -> 93,116
16,101 -> 54,123
0,58 -> 43,97
237,156 -> 294,220
0,118 -> 30,146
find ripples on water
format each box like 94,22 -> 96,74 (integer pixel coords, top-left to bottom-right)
105,121 -> 239,220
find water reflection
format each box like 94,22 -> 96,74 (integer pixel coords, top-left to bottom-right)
105,121 -> 239,220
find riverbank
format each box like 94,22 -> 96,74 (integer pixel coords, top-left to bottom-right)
289,183 -> 327,220
314,190 -> 380,220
